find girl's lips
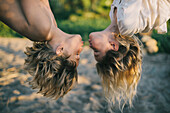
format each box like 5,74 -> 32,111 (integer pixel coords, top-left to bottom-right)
89,39 -> 92,46
89,44 -> 92,47
94,51 -> 100,56
89,41 -> 100,54
89,42 -> 99,53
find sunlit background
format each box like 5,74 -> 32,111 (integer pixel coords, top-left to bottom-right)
0,0 -> 170,113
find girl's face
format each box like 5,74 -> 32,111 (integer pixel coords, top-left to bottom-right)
89,32 -> 119,62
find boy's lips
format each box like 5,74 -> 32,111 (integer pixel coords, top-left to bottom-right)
78,47 -> 83,54
78,43 -> 83,54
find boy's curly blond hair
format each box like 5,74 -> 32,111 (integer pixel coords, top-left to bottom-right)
96,34 -> 142,109
24,42 -> 77,99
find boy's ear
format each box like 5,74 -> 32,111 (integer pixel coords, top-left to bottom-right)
56,44 -> 64,55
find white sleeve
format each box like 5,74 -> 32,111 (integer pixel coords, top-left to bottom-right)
110,0 -> 170,37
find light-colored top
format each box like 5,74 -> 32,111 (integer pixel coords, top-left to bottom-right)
110,0 -> 170,37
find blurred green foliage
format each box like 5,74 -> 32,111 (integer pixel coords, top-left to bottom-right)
151,20 -> 170,53
50,0 -> 112,20
0,0 -> 169,53
0,21 -> 23,38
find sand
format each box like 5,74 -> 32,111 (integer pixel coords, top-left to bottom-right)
0,38 -> 170,113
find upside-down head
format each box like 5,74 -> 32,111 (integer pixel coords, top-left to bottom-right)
24,35 -> 83,99
90,33 -> 142,108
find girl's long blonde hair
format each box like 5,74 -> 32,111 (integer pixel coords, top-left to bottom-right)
96,34 -> 142,109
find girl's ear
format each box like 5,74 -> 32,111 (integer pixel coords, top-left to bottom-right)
56,44 -> 64,55
110,41 -> 119,51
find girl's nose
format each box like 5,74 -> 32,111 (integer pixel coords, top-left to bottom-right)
89,32 -> 95,41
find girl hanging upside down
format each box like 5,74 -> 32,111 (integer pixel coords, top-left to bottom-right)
89,0 -> 170,108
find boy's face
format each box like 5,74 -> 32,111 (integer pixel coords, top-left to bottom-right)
89,32 -> 119,62
63,35 -> 83,67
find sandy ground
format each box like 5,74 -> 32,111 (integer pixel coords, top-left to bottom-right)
0,38 -> 170,113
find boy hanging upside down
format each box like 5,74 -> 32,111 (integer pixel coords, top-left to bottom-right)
0,0 -> 83,99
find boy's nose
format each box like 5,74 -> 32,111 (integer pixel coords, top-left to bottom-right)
74,34 -> 82,41
72,34 -> 82,43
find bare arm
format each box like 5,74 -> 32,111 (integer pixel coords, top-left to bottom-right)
0,0 -> 56,41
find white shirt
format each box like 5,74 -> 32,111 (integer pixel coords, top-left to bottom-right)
110,0 -> 170,37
